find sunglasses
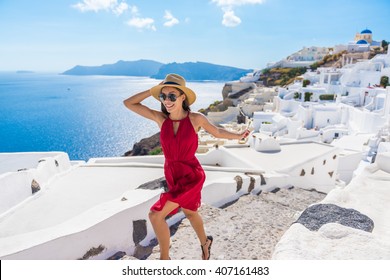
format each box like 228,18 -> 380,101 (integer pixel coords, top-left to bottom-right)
159,93 -> 181,102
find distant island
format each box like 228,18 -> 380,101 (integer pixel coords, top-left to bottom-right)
62,59 -> 163,77
62,59 -> 252,81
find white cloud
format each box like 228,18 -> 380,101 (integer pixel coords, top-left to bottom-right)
163,10 -> 179,27
211,0 -> 265,27
222,9 -> 241,27
130,5 -> 139,15
113,2 -> 128,15
211,0 -> 265,7
125,5 -> 156,31
72,0 -> 117,12
127,17 -> 156,31
72,0 -> 128,15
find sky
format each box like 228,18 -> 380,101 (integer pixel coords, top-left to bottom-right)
0,0 -> 389,72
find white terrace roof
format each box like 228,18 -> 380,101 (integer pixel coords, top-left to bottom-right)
0,166 -> 164,238
0,142 -> 344,259
225,142 -> 337,172
0,152 -> 65,174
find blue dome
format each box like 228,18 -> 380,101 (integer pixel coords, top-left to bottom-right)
361,29 -> 372,34
356,39 -> 368,44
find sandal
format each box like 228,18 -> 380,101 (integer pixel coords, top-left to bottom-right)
201,236 -> 213,260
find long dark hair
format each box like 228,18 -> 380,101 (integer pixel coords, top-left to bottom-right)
161,88 -> 191,116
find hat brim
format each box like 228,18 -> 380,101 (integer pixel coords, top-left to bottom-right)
150,84 -> 196,106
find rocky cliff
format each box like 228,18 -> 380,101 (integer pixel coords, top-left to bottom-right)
123,132 -> 162,156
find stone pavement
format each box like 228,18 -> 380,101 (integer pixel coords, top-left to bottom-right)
124,187 -> 326,260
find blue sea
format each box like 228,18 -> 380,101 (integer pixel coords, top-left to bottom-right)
0,72 -> 225,161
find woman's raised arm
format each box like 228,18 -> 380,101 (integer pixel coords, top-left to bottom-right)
123,89 -> 164,125
194,112 -> 250,140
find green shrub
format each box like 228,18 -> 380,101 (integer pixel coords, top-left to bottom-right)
380,76 -> 389,88
319,94 -> 335,100
304,92 -> 313,102
262,68 -> 270,75
149,147 -> 162,155
310,62 -> 319,71
285,77 -> 295,85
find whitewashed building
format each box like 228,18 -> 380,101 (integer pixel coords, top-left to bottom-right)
267,46 -> 330,69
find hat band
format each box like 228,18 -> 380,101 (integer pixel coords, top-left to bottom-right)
163,81 -> 181,86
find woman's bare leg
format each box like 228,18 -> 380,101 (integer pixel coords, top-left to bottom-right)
182,208 -> 212,260
149,200 -> 179,260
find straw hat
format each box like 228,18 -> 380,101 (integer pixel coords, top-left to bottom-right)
150,73 -> 196,105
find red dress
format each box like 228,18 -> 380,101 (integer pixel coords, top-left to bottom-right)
151,112 -> 206,215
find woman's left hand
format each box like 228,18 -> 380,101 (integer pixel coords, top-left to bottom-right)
239,129 -> 250,139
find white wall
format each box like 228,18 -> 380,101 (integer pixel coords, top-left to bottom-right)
348,107 -> 387,133
253,112 -> 276,132
207,107 -> 240,125
196,148 -> 253,169
313,109 -> 341,128
0,152 -> 69,174
0,171 -> 34,214
1,195 -> 159,259
338,151 -> 363,184
277,145 -> 340,193
0,153 -> 72,215
277,98 -> 300,115
296,105 -> 312,129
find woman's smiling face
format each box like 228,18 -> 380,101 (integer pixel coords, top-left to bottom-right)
160,86 -> 185,112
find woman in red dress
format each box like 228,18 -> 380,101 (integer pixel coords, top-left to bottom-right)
124,74 -> 249,260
